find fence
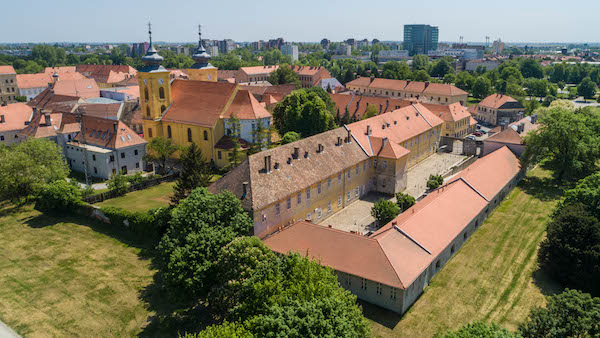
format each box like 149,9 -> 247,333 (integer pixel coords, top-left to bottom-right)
83,172 -> 180,204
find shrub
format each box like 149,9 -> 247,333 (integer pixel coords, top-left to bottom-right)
35,180 -> 83,213
107,173 -> 130,196
281,131 -> 301,144
396,192 -> 416,212
126,172 -> 145,185
427,174 -> 444,190
371,199 -> 401,226
81,184 -> 95,198
100,206 -> 166,242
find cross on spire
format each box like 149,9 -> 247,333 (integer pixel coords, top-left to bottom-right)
148,21 -> 153,46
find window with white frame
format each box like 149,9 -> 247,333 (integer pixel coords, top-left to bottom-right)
287,197 -> 291,209
297,192 -> 301,204
347,191 -> 351,201
355,165 -> 359,175
391,287 -> 397,300
306,213 -> 311,220
317,208 -> 322,218
275,203 -> 280,216
376,283 -> 382,295
338,196 -> 342,207
347,169 -> 351,179
317,183 -> 321,194
383,160 -> 387,169
327,201 -> 332,213
355,187 -> 359,197
327,178 -> 331,189
306,188 -> 310,201
361,278 -> 367,290
338,173 -> 342,185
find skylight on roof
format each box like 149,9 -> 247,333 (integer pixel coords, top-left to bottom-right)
101,132 -> 107,140
126,134 -> 131,140
120,136 -> 125,142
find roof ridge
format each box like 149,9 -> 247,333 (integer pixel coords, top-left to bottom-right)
458,177 -> 490,202
375,239 -> 407,289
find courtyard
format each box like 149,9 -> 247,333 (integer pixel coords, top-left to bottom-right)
318,152 -> 467,233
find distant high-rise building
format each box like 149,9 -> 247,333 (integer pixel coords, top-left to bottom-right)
492,39 -> 505,55
320,38 -> 330,50
130,42 -> 149,57
345,38 -> 357,49
218,39 -> 236,54
281,44 -> 298,62
403,24 -> 439,56
208,45 -> 219,57
251,40 -> 264,51
266,38 -> 284,50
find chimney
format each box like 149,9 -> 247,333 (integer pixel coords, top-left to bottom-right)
113,121 -> 118,133
0,115 -> 4,123
385,99 -> 389,112
242,182 -> 249,198
293,147 -> 299,159
264,155 -> 272,172
366,125 -> 372,136
392,220 -> 397,226
268,155 -> 272,172
337,136 -> 342,146
382,137 -> 388,148
425,81 -> 430,88
317,143 -> 323,153
304,151 -> 309,159
347,129 -> 352,143
379,103 -> 383,114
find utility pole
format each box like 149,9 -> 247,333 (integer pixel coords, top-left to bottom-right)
76,107 -> 90,186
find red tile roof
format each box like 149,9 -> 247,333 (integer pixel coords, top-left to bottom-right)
0,103 -> 33,132
346,77 -> 468,97
52,79 -> 100,99
161,80 -> 238,127
17,72 -> 86,89
329,93 -> 413,119
485,128 -> 523,145
223,90 -> 272,120
479,94 -> 520,109
72,114 -> 146,149
421,102 -> 471,122
0,66 -> 16,74
214,135 -> 252,150
27,86 -> 82,112
348,103 -> 444,154
239,65 -> 279,75
75,64 -> 137,84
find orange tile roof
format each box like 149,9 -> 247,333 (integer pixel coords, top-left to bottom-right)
509,116 -> 540,135
18,111 -> 65,139
161,80 -> 237,127
75,64 -> 137,84
348,103 -> 444,153
27,86 -> 83,112
223,89 -> 272,120
0,66 -> 16,74
329,93 -> 413,119
290,65 -> 328,76
479,94 -> 520,109
370,78 -> 409,91
240,65 -> 280,75
421,102 -> 471,122
69,113 -> 146,149
369,136 -> 410,159
346,77 -> 468,97
451,146 -> 521,200
422,82 -> 468,96
484,127 -> 523,144
17,72 -> 87,89
52,79 -> 100,99
345,77 -> 372,87
0,103 -> 33,132
44,67 -> 76,74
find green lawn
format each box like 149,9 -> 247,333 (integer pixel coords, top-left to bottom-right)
368,166 -> 567,337
0,207 -> 156,337
96,182 -> 175,212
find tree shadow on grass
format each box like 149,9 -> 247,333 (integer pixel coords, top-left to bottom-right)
518,174 -> 568,202
138,279 -> 215,337
358,299 -> 402,330
23,212 -> 155,259
532,267 -> 564,298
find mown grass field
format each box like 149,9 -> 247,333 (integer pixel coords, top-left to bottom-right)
96,182 -> 175,212
368,166 -> 567,337
0,207 -> 156,337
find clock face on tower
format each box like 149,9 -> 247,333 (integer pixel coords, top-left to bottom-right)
143,79 -> 148,85
158,78 -> 164,85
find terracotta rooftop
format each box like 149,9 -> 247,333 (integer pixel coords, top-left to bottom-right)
27,86 -> 83,112
214,135 -> 252,150
17,111 -> 65,139
346,77 -> 468,97
479,94 -> 523,109
76,64 -> 137,84
239,65 -> 280,75
485,128 -> 523,145
0,103 -> 33,132
161,80 -> 238,127
348,103 -> 444,153
70,113 -> 146,149
52,79 -> 100,99
329,93 -> 413,119
17,72 -> 86,89
421,102 -> 471,123
223,89 -> 272,120
0,66 -> 16,74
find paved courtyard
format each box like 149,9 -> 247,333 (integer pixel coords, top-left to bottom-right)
318,152 -> 467,234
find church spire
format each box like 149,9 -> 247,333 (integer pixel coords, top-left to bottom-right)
192,24 -> 211,64
142,21 -> 164,68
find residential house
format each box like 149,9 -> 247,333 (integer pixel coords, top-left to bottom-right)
421,102 -> 476,138
476,94 -> 525,125
235,65 -> 332,88
76,64 -> 137,88
17,70 -> 86,101
483,114 -> 540,157
0,66 -> 18,104
0,102 -> 33,145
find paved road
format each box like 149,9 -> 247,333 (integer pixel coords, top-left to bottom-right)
0,320 -> 20,338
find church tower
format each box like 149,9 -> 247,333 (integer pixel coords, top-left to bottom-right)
187,25 -> 218,82
138,23 -> 172,122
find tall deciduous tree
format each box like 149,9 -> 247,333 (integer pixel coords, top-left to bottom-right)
144,136 -> 179,175
472,77 -> 492,99
522,106 -> 600,180
518,289 -> 600,337
272,89 -> 335,137
0,138 -> 69,202
171,143 -> 213,205
412,54 -> 430,72
268,64 -> 300,88
577,77 -> 597,101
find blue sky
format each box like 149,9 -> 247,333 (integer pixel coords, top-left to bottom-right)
2,0 -> 599,43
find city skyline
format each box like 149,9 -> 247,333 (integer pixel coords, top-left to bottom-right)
1,0 -> 599,44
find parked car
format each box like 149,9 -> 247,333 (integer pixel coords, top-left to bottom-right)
466,135 -> 476,140
474,131 -> 483,137
476,125 -> 482,129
